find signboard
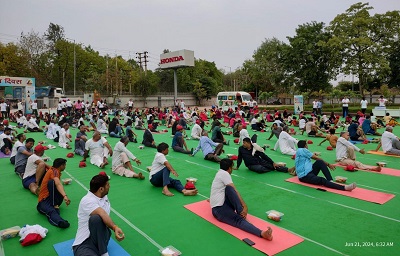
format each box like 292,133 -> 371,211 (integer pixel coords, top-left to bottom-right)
159,49 -> 194,69
0,76 -> 36,114
294,95 -> 303,114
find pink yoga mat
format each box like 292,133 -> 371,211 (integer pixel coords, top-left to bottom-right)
367,151 -> 400,158
333,163 -> 400,177
285,177 -> 395,204
184,200 -> 303,255
0,152 -> 10,158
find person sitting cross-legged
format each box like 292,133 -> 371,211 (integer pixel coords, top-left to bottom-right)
83,131 -> 113,168
191,131 -> 224,163
149,142 -> 198,197
210,158 -> 273,241
236,138 -> 295,175
171,125 -> 192,154
295,140 -> 356,191
375,125 -> 400,156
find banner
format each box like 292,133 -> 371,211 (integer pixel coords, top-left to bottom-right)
0,76 -> 36,114
294,95 -> 303,114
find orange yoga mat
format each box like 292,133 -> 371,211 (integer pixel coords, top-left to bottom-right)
367,151 -> 400,158
333,163 -> 400,177
285,177 -> 395,204
184,200 -> 303,255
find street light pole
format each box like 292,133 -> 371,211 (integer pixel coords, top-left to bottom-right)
225,66 -> 232,90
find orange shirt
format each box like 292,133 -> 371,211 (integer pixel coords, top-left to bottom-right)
38,167 -> 61,202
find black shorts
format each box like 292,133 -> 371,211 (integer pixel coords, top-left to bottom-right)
350,135 -> 360,141
308,131 -> 316,136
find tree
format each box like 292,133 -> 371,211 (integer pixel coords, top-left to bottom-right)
0,42 -> 31,77
286,21 -> 338,93
327,2 -> 400,95
133,72 -> 159,106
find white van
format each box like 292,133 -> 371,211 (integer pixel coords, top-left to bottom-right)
216,91 -> 256,109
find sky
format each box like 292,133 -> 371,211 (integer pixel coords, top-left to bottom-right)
1,0 -> 400,76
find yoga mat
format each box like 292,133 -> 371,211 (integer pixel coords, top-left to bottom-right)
367,151 -> 400,158
184,200 -> 303,255
285,177 -> 395,204
0,152 -> 10,158
53,238 -> 130,256
333,163 -> 400,177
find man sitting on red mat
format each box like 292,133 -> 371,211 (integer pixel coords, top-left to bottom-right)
210,158 -> 273,241
295,140 -> 356,191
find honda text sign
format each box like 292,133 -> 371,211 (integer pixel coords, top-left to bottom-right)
159,49 -> 194,69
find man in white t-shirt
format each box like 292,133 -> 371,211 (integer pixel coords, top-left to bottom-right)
112,137 -> 144,179
96,116 -> 108,134
360,97 -> 368,114
127,99 -> 133,110
22,144 -> 50,195
375,126 -> 400,155
31,100 -> 38,116
342,96 -> 350,118
58,123 -> 72,149
377,95 -> 388,107
190,120 -> 203,140
312,99 -> 318,115
72,174 -> 125,255
10,133 -> 25,165
0,127 -> 13,155
210,158 -> 273,241
149,142 -> 197,196
0,100 -> 8,118
83,131 -> 113,168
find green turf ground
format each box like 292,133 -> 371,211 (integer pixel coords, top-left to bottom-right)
0,120 -> 399,256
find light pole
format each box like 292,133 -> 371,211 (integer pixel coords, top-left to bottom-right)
225,66 -> 232,90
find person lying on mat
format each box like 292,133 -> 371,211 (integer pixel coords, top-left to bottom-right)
111,136 -> 145,179
211,158 -> 273,241
295,140 -> 356,191
82,131 -> 113,169
191,131 -> 224,163
336,132 -> 381,172
318,128 -> 338,148
375,126 -> 400,155
73,174 -> 125,255
37,158 -> 70,228
149,142 -> 197,197
236,138 -> 296,175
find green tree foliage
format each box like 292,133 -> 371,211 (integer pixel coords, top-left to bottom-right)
388,40 -> 400,87
327,2 -> 400,95
0,42 -> 31,77
133,72 -> 159,105
286,21 -> 337,93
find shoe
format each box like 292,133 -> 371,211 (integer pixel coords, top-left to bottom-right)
58,220 -> 70,229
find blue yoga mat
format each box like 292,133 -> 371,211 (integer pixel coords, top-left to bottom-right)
53,238 -> 130,256
349,138 -> 373,144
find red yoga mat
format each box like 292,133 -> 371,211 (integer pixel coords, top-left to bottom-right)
333,163 -> 400,177
367,151 -> 400,158
184,200 -> 303,255
285,177 -> 395,204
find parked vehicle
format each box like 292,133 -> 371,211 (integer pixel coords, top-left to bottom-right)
216,91 -> 257,109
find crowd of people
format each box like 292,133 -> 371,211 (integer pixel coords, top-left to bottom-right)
1,96 -> 400,255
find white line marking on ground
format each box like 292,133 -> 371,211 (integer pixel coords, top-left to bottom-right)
65,170 -> 164,251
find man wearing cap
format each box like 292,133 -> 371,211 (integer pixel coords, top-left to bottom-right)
0,127 -> 14,155
190,119 -> 203,140
150,142 -> 197,196
73,174 -> 125,254
58,123 -> 72,149
142,125 -> 156,148
236,138 -> 295,175
15,138 -> 35,178
24,115 -> 43,133
10,133 -> 26,165
192,131 -> 224,163
83,131 -> 113,168
211,158 -> 273,241
336,132 -> 381,172
172,125 -> 193,154
112,136 -> 144,179
37,158 -> 70,228
22,144 -> 51,195
295,140 -> 356,191
375,126 -> 400,155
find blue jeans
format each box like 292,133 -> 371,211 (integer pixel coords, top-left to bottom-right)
110,126 -> 123,138
299,160 -> 345,190
212,186 -> 262,237
73,215 -> 111,256
37,179 -> 67,226
150,167 -> 184,192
